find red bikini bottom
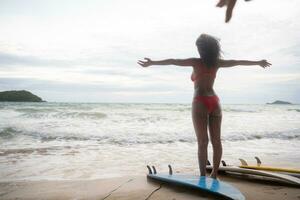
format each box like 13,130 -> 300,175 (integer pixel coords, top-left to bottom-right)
193,95 -> 220,114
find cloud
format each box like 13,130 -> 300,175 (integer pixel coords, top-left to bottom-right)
0,52 -> 73,67
0,77 -> 186,93
0,0 -> 299,103
0,77 -> 193,103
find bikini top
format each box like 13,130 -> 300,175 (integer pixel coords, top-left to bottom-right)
191,62 -> 217,82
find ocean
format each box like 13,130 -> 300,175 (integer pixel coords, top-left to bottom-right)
0,102 -> 299,181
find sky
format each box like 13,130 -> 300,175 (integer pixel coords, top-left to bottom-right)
0,0 -> 299,103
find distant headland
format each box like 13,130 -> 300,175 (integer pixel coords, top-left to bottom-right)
266,100 -> 292,105
0,90 -> 45,102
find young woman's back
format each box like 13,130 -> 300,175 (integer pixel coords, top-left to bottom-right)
191,58 -> 218,96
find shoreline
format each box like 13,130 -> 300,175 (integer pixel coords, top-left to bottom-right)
1,175 -> 299,200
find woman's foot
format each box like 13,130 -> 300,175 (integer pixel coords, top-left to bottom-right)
225,0 -> 237,22
216,0 -> 227,7
216,0 -> 237,23
210,172 -> 218,179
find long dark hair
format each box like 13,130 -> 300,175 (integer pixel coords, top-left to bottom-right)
196,34 -> 221,68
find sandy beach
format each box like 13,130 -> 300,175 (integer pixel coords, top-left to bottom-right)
1,174 -> 299,200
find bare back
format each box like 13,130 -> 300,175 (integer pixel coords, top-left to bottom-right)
191,59 -> 218,97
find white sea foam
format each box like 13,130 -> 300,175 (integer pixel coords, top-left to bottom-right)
0,102 -> 299,180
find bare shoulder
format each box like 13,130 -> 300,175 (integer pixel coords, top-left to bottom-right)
217,59 -> 233,68
217,59 -> 226,66
189,58 -> 201,66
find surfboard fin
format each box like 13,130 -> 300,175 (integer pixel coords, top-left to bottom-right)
152,166 -> 157,174
239,158 -> 248,166
221,160 -> 227,166
254,156 -> 262,166
168,164 -> 173,175
147,165 -> 153,174
207,160 -> 211,166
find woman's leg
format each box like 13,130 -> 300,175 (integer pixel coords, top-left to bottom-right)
192,101 -> 209,176
208,104 -> 222,179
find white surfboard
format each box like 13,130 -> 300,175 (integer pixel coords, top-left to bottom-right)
206,161 -> 300,186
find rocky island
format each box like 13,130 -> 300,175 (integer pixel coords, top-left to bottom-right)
267,100 -> 292,105
0,90 -> 45,102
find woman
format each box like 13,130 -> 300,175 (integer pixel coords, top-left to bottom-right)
138,34 -> 271,178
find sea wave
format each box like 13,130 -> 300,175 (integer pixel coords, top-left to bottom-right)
20,111 -> 107,119
222,108 -> 259,113
224,131 -> 300,141
1,125 -> 299,146
287,109 -> 300,112
0,127 -> 20,139
143,107 -> 190,112
0,146 -> 72,156
15,108 -> 58,113
56,112 -> 107,119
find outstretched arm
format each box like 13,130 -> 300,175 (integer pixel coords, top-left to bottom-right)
138,58 -> 197,67
219,59 -> 272,68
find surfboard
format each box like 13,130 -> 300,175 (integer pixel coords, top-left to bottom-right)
239,157 -> 300,174
147,165 -> 245,200
206,161 -> 300,186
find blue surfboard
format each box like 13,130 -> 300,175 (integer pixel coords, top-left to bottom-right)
147,165 -> 245,200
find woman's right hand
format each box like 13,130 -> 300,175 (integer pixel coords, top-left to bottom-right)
259,60 -> 272,68
138,58 -> 153,67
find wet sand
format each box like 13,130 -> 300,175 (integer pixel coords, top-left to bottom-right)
0,174 -> 299,200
